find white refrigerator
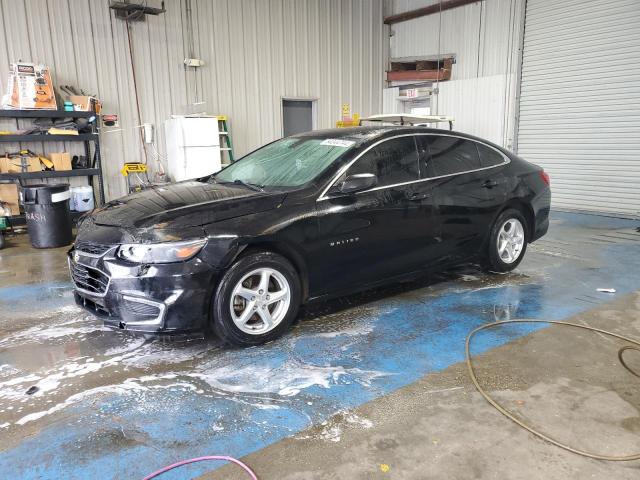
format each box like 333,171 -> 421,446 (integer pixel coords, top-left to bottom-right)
165,116 -> 222,182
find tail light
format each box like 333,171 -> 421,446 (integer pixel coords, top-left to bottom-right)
539,170 -> 550,186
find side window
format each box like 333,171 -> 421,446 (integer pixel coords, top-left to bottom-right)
477,143 -> 506,168
424,136 -> 481,177
347,136 -> 419,188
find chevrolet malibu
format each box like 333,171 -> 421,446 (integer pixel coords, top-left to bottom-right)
69,126 -> 550,346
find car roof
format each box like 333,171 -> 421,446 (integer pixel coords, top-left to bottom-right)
292,126 -> 442,143
291,126 -> 508,154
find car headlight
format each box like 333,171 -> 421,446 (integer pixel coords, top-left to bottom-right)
117,239 -> 207,264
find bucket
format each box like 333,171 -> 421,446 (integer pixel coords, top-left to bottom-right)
22,184 -> 73,248
71,186 -> 94,212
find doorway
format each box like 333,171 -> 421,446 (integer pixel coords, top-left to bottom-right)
282,98 -> 317,137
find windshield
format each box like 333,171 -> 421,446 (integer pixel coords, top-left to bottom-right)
213,137 -> 355,188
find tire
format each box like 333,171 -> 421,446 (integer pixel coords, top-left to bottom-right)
211,251 -> 301,347
484,208 -> 529,273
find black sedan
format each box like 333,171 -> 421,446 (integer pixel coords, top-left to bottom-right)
70,126 -> 550,346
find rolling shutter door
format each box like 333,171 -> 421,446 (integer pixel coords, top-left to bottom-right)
517,0 -> 640,216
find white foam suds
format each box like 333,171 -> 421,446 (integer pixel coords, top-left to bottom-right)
308,322 -> 375,339
460,274 -> 480,282
189,360 -> 387,397
0,323 -> 108,347
0,364 -> 18,377
298,410 -> 373,443
13,377 -> 195,425
0,350 -> 148,401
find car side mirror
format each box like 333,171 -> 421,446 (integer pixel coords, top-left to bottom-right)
337,173 -> 377,194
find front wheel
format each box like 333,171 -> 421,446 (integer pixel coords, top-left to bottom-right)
211,251 -> 301,347
484,209 -> 528,272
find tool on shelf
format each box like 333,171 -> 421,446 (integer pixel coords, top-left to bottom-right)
1,150 -> 52,172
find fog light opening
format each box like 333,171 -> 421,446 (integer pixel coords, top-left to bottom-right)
118,322 -> 126,330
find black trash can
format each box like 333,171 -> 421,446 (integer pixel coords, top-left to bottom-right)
22,184 -> 73,248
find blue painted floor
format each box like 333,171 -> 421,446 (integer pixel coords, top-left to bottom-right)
0,212 -> 639,479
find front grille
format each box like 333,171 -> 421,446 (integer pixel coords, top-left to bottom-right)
70,262 -> 109,295
75,241 -> 113,256
123,299 -> 161,318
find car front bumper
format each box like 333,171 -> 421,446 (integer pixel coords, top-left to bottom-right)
69,245 -> 219,334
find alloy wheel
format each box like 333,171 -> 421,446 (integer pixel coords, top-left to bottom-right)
229,267 -> 291,334
497,218 -> 525,264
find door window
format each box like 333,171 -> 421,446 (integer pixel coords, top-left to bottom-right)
477,143 -> 506,168
422,136 -> 481,178
347,136 -> 419,188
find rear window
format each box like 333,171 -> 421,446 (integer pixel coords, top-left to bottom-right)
424,136 -> 481,177
477,143 -> 506,168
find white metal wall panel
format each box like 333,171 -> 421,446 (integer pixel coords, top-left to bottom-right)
390,0 -> 524,79
382,87 -> 401,113
517,0 -> 640,216
389,0 -> 525,149
0,0 -> 386,200
390,1 -> 482,79
435,75 -> 512,145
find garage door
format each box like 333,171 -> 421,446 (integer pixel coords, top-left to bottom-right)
517,0 -> 640,216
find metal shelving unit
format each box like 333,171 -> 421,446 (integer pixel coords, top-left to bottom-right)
0,110 -> 95,119
0,109 -> 104,226
0,133 -> 98,143
0,168 -> 100,181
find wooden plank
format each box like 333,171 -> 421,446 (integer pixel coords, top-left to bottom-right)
384,0 -> 482,25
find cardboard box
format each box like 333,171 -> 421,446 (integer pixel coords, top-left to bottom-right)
69,95 -> 101,113
0,156 -> 41,173
0,183 -> 20,216
50,152 -> 72,171
1,62 -> 57,110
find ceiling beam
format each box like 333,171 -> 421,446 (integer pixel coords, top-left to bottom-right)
384,0 -> 483,25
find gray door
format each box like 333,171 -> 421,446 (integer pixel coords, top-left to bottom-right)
517,0 -> 640,216
282,100 -> 314,137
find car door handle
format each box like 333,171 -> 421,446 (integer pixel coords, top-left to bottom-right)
408,192 -> 432,201
482,179 -> 498,189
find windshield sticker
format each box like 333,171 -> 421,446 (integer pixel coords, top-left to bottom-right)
320,139 -> 355,148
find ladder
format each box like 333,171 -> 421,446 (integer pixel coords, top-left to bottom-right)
216,115 -> 234,164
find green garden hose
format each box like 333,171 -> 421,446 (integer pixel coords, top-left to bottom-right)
466,319 -> 640,461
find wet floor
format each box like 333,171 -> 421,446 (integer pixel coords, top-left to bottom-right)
0,212 -> 639,479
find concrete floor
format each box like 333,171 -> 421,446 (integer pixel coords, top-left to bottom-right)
0,211 -> 639,479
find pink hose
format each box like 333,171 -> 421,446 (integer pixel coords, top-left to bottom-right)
142,455 -> 258,480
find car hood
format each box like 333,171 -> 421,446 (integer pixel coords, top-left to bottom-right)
90,180 -> 287,229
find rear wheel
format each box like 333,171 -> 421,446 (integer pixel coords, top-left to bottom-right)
484,208 -> 528,272
211,251 -> 301,346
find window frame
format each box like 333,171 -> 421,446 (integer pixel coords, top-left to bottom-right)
317,133 -> 510,201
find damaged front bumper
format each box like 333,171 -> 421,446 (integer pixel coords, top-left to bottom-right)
68,244 -> 219,334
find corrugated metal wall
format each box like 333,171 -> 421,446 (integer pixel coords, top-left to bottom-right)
517,0 -> 640,217
0,0 -> 387,201
389,0 -> 524,148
